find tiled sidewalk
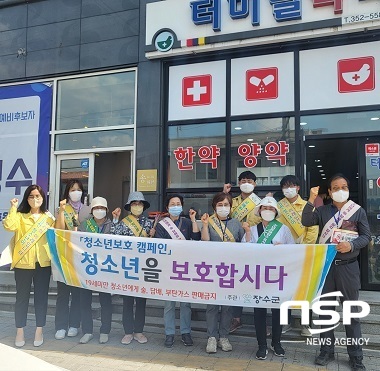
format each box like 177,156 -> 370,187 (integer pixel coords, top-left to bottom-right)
0,311 -> 379,371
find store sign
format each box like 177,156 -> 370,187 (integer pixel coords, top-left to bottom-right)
174,145 -> 220,170
300,41 -> 380,110
173,140 -> 289,170
370,158 -> 380,169
137,169 -> 158,192
168,60 -> 226,120
231,53 -> 294,114
146,0 -> 380,58
365,143 -> 380,156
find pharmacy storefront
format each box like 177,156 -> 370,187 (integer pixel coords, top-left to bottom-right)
145,0 -> 380,290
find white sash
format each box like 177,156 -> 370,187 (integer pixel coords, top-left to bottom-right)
319,200 -> 361,244
159,217 -> 186,240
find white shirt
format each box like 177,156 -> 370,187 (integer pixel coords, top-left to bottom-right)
242,222 -> 295,244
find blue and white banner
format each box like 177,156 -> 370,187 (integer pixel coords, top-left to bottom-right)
47,229 -> 337,308
0,83 -> 52,252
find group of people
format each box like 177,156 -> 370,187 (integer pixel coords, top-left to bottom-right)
2,170 -> 371,371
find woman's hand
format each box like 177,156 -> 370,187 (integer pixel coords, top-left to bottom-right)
59,199 -> 66,212
10,198 -> 18,208
201,213 -> 209,225
189,208 -> 197,222
149,228 -> 156,237
112,208 -> 121,220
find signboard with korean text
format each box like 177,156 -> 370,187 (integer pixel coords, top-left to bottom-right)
146,0 -> 380,58
0,83 -> 52,253
137,169 -> 158,192
231,53 -> 294,115
168,60 -> 226,120
300,41 -> 380,110
47,229 -> 336,308
365,143 -> 380,157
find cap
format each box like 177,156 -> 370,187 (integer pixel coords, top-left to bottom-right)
124,191 -> 150,211
253,196 -> 279,216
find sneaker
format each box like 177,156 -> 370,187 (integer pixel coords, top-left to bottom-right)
67,327 -> 78,337
281,323 -> 292,334
181,333 -> 193,346
217,337 -> 232,352
134,333 -> 148,344
206,337 -> 217,354
99,334 -> 109,344
229,318 -> 242,333
271,342 -> 285,357
349,356 -> 366,370
315,350 -> 335,366
121,334 -> 133,345
256,346 -> 268,360
164,335 -> 174,348
55,329 -> 66,340
79,333 -> 93,344
300,325 -> 312,337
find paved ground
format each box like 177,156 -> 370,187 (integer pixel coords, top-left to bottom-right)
1,311 -> 380,371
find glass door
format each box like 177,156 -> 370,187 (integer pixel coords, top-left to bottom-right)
361,137 -> 380,290
55,154 -> 95,207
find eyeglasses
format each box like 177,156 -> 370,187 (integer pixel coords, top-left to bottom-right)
28,196 -> 42,200
331,186 -> 349,192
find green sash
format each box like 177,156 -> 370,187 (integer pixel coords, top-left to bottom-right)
12,212 -> 55,268
209,214 -> 235,242
231,193 -> 261,222
257,220 -> 283,244
277,198 -> 305,238
122,215 -> 148,237
86,218 -> 99,233
63,204 -> 76,231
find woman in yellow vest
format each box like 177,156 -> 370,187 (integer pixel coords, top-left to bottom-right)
3,185 -> 55,348
54,179 -> 91,340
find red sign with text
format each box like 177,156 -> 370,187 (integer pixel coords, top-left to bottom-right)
182,75 -> 212,106
365,143 -> 380,157
338,57 -> 375,93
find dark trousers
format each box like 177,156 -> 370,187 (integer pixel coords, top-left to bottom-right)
55,281 -> 81,331
319,261 -> 363,357
254,308 -> 282,347
231,306 -> 243,318
122,296 -> 146,334
81,289 -> 112,334
14,264 -> 51,328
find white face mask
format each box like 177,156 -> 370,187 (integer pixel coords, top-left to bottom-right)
69,190 -> 82,202
240,183 -> 255,194
283,187 -> 298,199
331,190 -> 349,203
28,198 -> 43,209
261,209 -> 276,222
216,206 -> 230,218
93,209 -> 107,220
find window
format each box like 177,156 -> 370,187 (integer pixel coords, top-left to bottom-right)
168,122 -> 226,188
56,71 -> 136,131
230,117 -> 295,187
301,110 -> 380,135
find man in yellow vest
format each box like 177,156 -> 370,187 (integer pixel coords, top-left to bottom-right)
277,175 -> 319,337
223,171 -> 262,332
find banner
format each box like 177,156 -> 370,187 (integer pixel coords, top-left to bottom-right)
47,229 -> 337,308
0,83 -> 53,253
